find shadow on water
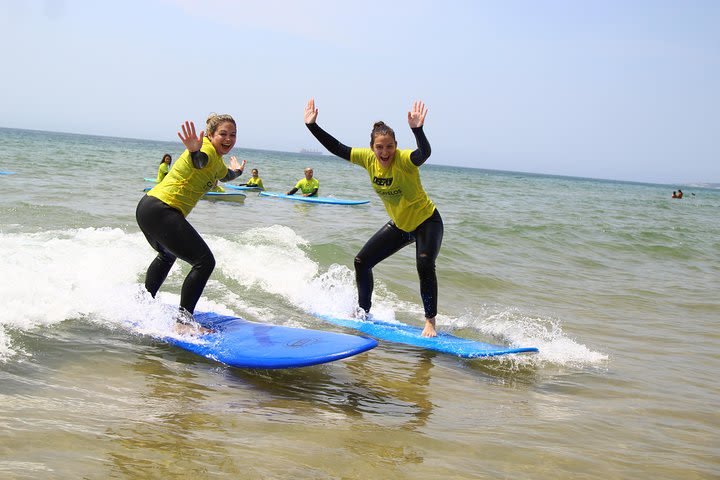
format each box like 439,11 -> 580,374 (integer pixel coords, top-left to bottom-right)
218,345 -> 437,432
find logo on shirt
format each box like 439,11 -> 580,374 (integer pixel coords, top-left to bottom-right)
373,176 -> 393,187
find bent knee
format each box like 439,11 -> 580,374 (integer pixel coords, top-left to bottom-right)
416,253 -> 436,273
354,256 -> 364,269
193,252 -> 216,271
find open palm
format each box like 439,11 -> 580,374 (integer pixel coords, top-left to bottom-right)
177,121 -> 204,152
304,98 -> 319,124
407,101 -> 428,128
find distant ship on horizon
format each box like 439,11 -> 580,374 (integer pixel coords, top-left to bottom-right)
299,148 -> 323,155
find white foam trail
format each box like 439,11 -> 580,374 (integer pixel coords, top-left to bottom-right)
0,225 -> 608,367
450,307 -> 608,366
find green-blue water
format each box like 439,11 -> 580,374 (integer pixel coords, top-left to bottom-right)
1,127 -> 718,479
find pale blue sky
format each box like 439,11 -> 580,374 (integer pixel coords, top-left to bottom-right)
1,0 -> 718,184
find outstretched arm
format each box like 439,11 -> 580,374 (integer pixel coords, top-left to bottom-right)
304,98 -> 352,161
220,156 -> 246,182
408,101 -> 432,167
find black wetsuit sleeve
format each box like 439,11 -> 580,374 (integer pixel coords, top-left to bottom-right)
220,168 -> 242,182
306,123 -> 352,161
190,150 -> 209,169
409,126 -> 431,167
287,187 -> 299,195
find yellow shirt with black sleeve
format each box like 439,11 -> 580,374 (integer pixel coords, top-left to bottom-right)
147,137 -> 229,217
294,177 -> 319,194
350,148 -> 435,232
156,162 -> 169,182
246,177 -> 264,189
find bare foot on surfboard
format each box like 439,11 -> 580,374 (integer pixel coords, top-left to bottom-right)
174,308 -> 214,335
421,317 -> 437,338
174,322 -> 214,336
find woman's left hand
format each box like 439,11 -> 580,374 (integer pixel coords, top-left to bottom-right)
229,156 -> 246,171
407,101 -> 428,128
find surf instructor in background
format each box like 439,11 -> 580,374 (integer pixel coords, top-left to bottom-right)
304,98 -> 443,337
286,167 -> 319,197
136,114 -> 246,332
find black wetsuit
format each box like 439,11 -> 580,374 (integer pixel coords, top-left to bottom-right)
135,150 -> 241,314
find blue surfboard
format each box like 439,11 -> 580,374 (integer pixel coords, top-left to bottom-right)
164,312 -> 377,369
143,177 -> 158,182
224,184 -> 262,191
260,191 -> 370,205
316,314 -> 538,358
0,171 -> 17,175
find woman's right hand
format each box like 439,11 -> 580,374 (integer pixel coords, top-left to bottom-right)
177,121 -> 204,153
304,98 -> 319,124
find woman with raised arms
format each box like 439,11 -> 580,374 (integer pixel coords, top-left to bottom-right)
304,99 -> 443,337
136,114 -> 246,332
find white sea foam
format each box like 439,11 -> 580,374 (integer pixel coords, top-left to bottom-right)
449,308 -> 609,367
0,225 -> 607,367
0,228 -> 231,361
215,225 -> 606,367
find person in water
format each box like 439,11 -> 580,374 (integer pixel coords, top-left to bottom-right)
156,153 -> 172,182
677,189 -> 683,199
286,167 -> 319,197
136,114 -> 246,332
304,98 -> 442,337
239,168 -> 264,190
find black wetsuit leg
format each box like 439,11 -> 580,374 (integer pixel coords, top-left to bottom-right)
413,209 -> 444,318
135,195 -> 216,313
354,222 -> 413,314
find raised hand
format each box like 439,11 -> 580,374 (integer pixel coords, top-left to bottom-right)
177,121 -> 204,152
304,98 -> 319,124
228,156 -> 246,171
407,101 -> 428,128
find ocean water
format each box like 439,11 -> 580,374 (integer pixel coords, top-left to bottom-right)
0,127 -> 718,479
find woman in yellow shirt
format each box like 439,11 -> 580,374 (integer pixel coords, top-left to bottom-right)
156,153 -> 172,182
304,98 -> 443,337
136,114 -> 246,330
239,168 -> 265,190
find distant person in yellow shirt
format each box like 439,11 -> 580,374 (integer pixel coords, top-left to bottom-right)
286,167 -> 319,197
239,168 -> 265,190
156,153 -> 172,182
303,98 -> 442,337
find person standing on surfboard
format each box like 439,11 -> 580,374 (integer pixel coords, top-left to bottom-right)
136,114 -> 246,332
286,167 -> 319,197
303,98 -> 443,337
